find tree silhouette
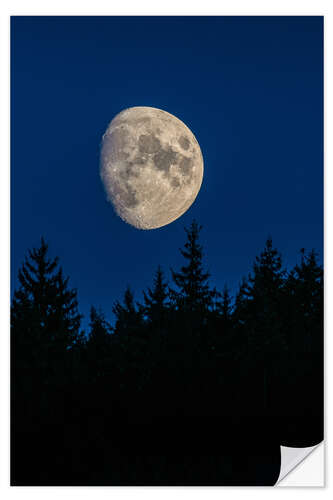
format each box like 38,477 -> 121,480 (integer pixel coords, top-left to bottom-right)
285,248 -> 323,354
234,277 -> 249,323
10,228 -> 323,486
89,306 -> 112,344
210,285 -> 237,358
231,238 -> 287,415
273,249 -> 324,446
86,306 -> 113,379
11,237 -> 82,384
170,220 -> 216,318
245,237 -> 286,357
113,286 -> 142,336
11,238 -> 84,485
139,265 -> 171,380
219,285 -> 233,321
142,265 -> 169,325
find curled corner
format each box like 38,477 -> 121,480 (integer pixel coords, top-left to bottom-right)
277,443 -> 323,485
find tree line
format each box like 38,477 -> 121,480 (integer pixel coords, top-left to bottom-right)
11,221 -> 323,486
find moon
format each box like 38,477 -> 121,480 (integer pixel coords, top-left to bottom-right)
100,106 -> 203,229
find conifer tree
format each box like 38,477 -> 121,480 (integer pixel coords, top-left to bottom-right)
285,249 -> 323,354
142,265 -> 169,324
88,306 -> 112,346
86,306 -> 112,382
11,238 -> 82,367
113,286 -> 142,335
11,237 -> 83,434
208,284 -> 235,358
233,277 -> 250,327
245,237 -> 286,356
170,220 -> 215,316
219,285 -> 233,322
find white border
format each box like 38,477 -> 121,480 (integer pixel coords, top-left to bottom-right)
1,1 -> 331,497
0,0 -> 330,15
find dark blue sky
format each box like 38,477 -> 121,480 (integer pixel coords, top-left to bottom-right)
11,16 -> 323,330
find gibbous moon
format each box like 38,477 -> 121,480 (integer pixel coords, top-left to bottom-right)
100,106 -> 203,229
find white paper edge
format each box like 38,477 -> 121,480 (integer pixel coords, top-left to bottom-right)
277,442 -> 324,486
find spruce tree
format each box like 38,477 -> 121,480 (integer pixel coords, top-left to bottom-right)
170,220 -> 215,316
142,265 -> 169,324
285,249 -> 323,354
11,238 -> 82,370
86,306 -> 113,382
236,238 -> 287,412
219,285 -> 233,323
88,306 -> 111,344
168,220 -> 217,403
233,277 -> 250,327
11,237 -> 83,436
112,286 -> 145,363
113,286 -> 142,336
209,284 -> 234,358
245,237 -> 286,356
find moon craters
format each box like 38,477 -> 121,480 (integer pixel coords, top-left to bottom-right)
179,135 -> 190,150
138,134 -> 161,154
100,106 -> 203,229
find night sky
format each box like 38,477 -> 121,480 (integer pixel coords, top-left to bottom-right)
11,16 -> 323,330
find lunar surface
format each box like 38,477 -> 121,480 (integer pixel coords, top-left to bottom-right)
100,106 -> 203,229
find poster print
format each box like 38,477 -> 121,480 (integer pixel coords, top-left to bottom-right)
11,16 -> 323,486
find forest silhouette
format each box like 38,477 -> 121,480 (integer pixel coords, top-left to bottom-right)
11,221 -> 323,486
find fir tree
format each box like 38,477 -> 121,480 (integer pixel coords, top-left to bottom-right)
11,238 -> 82,366
285,249 -> 323,354
142,265 -> 169,324
219,285 -> 233,322
208,284 -> 235,358
170,220 -> 215,316
86,306 -> 113,381
88,306 -> 111,345
245,237 -> 286,356
233,277 -> 250,327
11,237 -> 83,436
113,286 -> 142,335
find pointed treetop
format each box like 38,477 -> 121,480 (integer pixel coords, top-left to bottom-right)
142,265 -> 169,323
12,237 -> 82,349
170,220 -> 215,313
88,305 -> 111,343
249,236 -> 285,294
